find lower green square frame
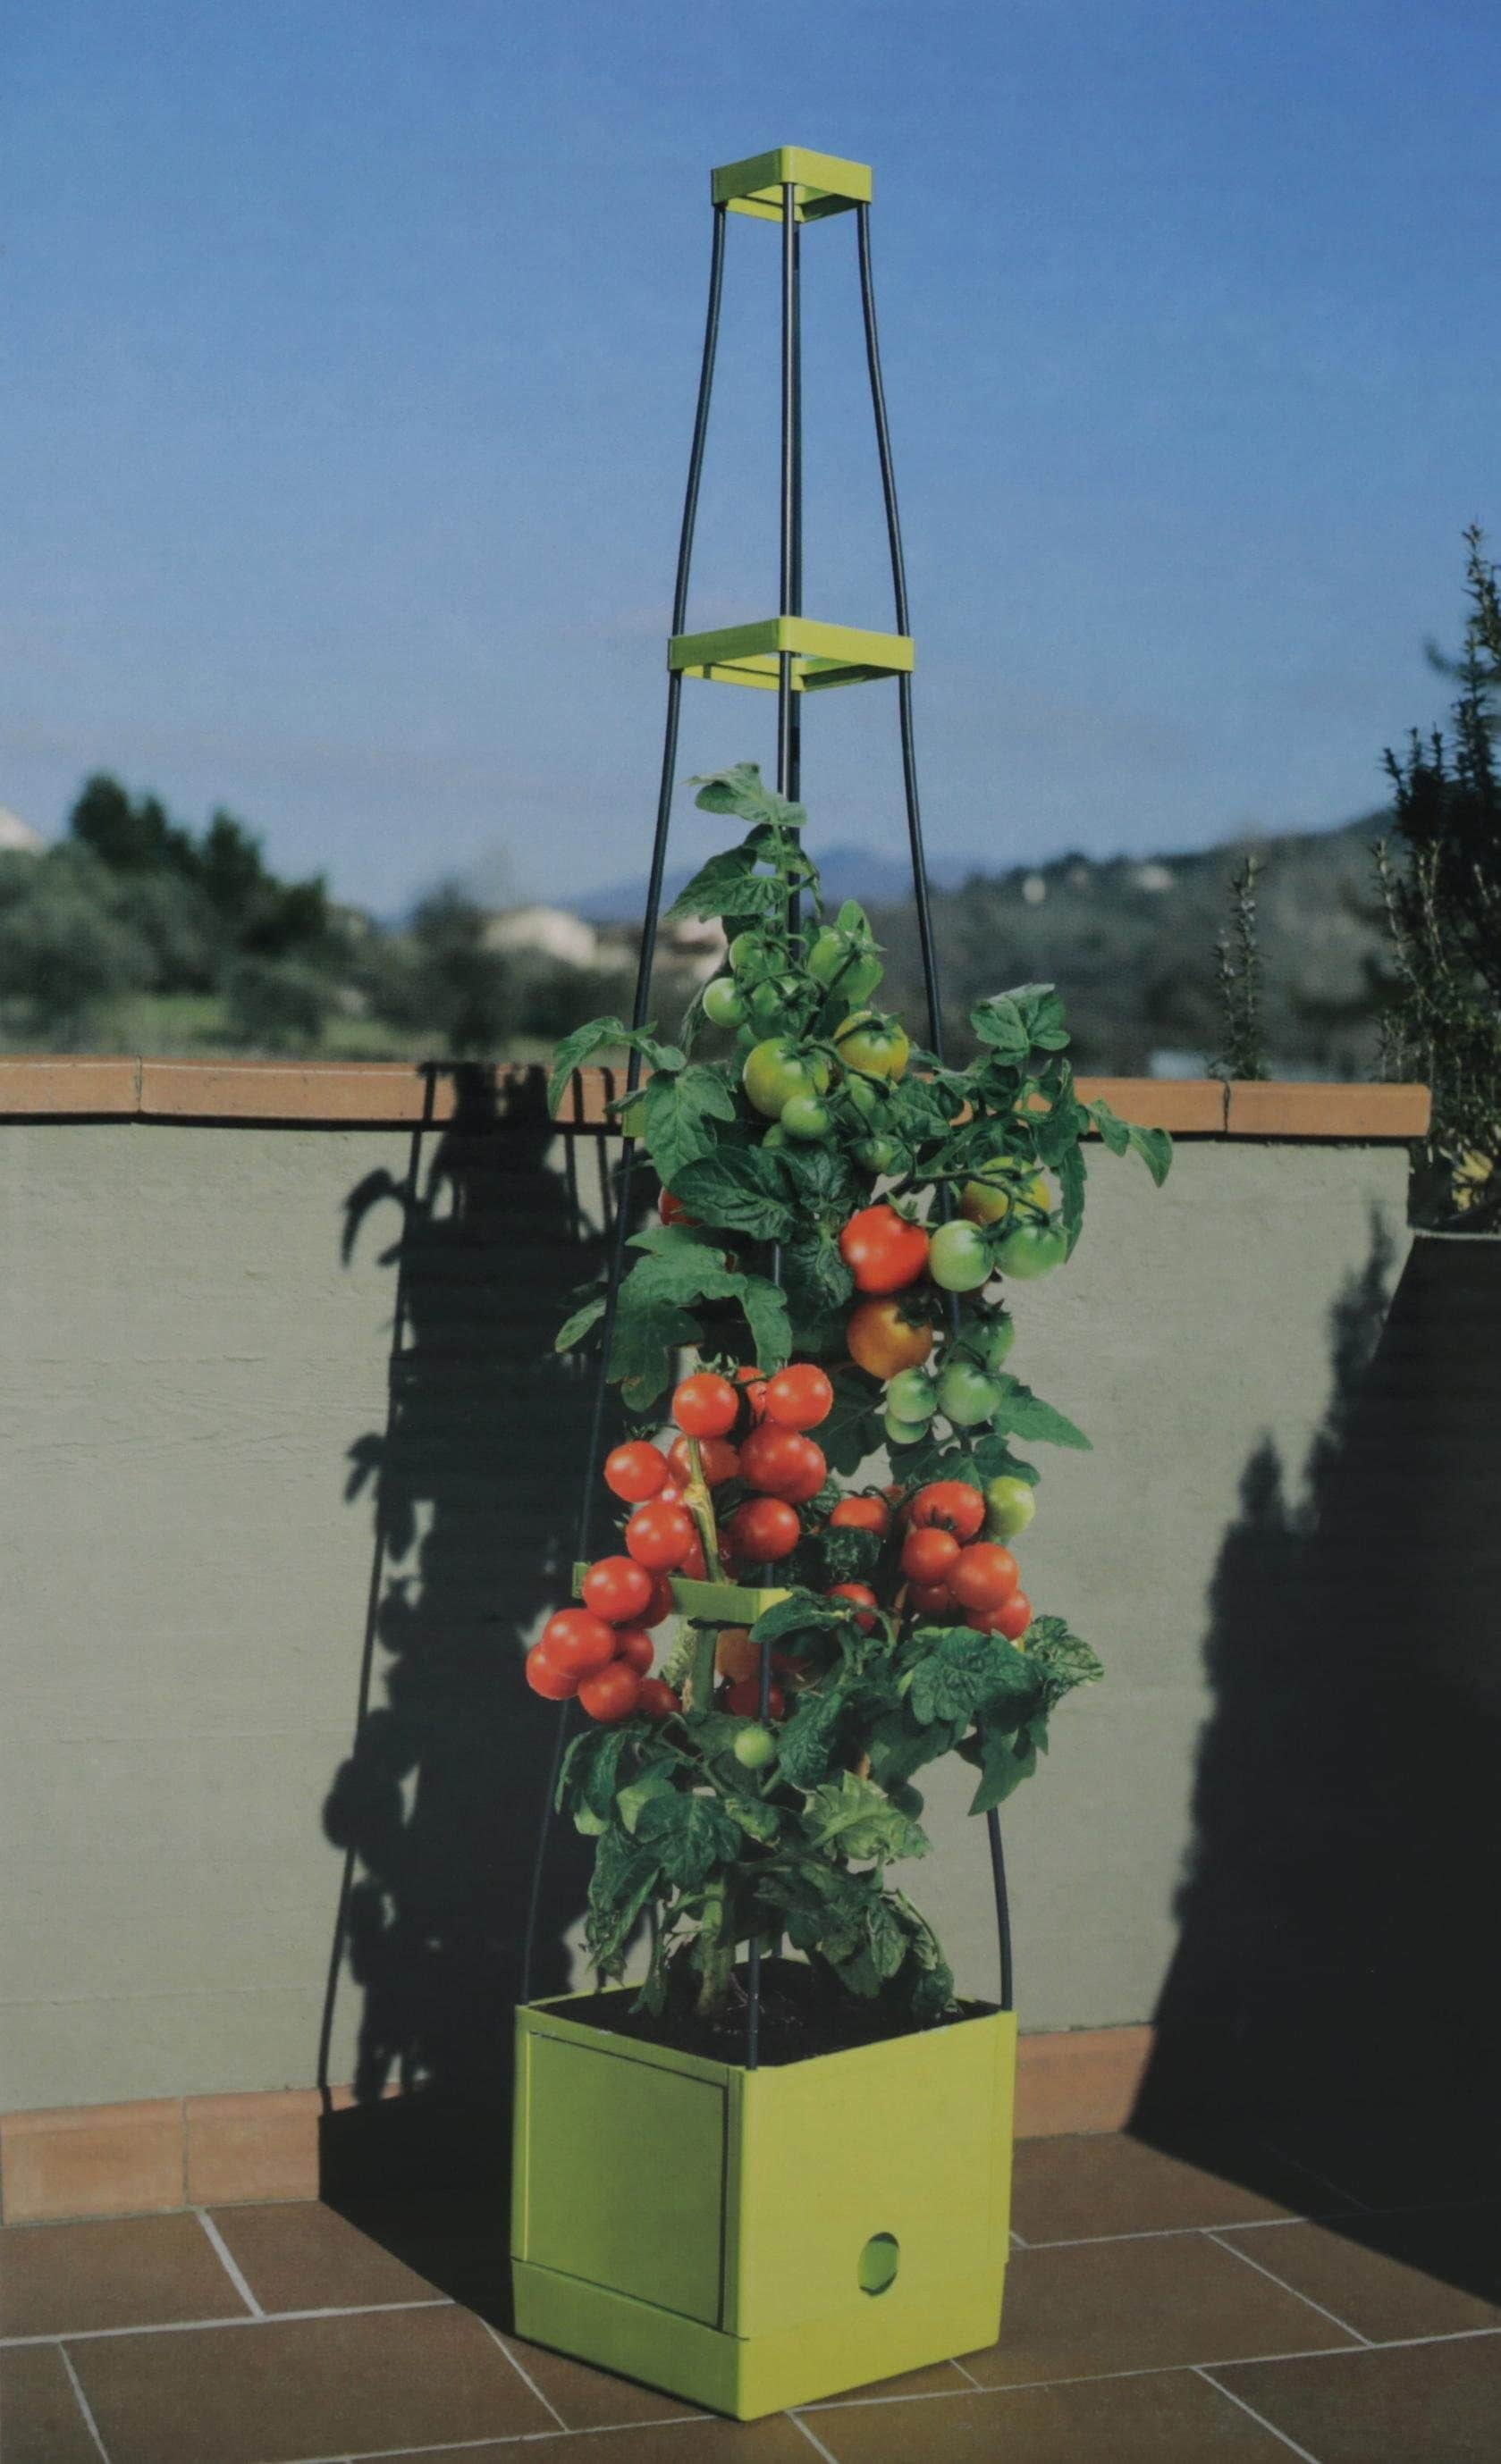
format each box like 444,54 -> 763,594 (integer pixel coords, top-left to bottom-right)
511,1991 -> 1015,2418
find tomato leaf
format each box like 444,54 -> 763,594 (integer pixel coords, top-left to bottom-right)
1010,982 -> 1071,1051
775,1687 -> 847,1788
546,1018 -> 684,1118
990,1374 -> 1092,1451
1025,1616 -> 1105,1709
966,1716 -> 1041,1815
968,1432 -> 1041,1488
736,1270 -> 793,1375
671,1148 -> 796,1240
633,1790 -> 742,1890
553,1292 -> 607,1355
691,762 -> 807,833
802,1769 -> 931,1864
1088,1097 -> 1173,1186
969,996 -> 1031,1059
643,1064 -> 736,1185
906,1627 -> 1041,1727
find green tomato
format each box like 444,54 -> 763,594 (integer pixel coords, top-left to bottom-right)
854,1135 -> 898,1175
959,1156 -> 1051,1225
733,1722 -> 779,1770
747,975 -> 800,1031
845,1073 -> 881,1119
928,1220 -> 992,1292
729,931 -> 774,981
780,1092 -> 831,1140
936,1359 -> 1001,1428
835,1010 -> 910,1082
702,975 -> 747,1030
883,1410 -> 931,1450
984,1476 -> 1037,1540
994,1221 -> 1068,1280
742,1038 -> 831,1120
808,929 -> 884,1007
975,1310 -> 1016,1370
887,1367 -> 936,1421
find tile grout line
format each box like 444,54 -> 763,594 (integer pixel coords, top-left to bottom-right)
1206,2228 -> 1371,2344
1197,2367 -> 1328,2462
950,2357 -> 985,2388
1,2297 -> 452,2349
192,2207 -> 265,2317
481,2319 -> 568,2428
56,2340 -> 113,2464
788,2409 -> 843,2463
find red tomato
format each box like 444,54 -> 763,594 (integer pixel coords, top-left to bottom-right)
581,1555 -> 654,1624
900,1526 -> 960,1585
830,1493 -> 891,1537
667,1433 -> 740,1488
525,1643 -> 578,1699
978,1591 -> 1033,1642
723,1495 -> 801,1561
625,1501 -> 696,1571
949,1543 -> 1021,1612
578,1661 -> 644,1722
613,1626 -> 655,1673
658,1190 -> 696,1229
725,1677 -> 786,1720
714,1626 -> 759,1683
738,1424 -> 827,1504
657,1478 -> 686,1505
672,1372 -> 740,1438
907,1581 -> 954,1619
538,1607 -> 618,1677
603,1441 -> 669,1503
679,1530 -> 709,1581
907,1480 -> 986,1542
640,1572 -> 676,1627
637,1677 -> 680,1720
827,1581 -> 880,1633
731,1363 -> 770,1421
763,1362 -> 835,1430
839,1203 -> 931,1295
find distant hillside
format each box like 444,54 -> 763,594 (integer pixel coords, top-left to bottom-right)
864,815 -> 1391,1079
581,839 -> 992,923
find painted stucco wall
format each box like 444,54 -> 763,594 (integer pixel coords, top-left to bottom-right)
0,1115 -> 1413,2111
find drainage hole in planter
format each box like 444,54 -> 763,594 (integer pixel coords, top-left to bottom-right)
858,2233 -> 900,2295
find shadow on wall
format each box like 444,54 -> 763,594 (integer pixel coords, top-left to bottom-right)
315,1065 -> 610,2311
1134,1224 -> 1501,2263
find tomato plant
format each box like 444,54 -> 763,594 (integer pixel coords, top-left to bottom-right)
541,761 -> 1170,2027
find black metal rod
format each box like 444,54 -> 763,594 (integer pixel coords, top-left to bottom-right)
520,210 -> 728,2011
856,201 -> 1014,2013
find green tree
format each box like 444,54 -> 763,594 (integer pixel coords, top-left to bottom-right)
1379,526 -> 1501,1225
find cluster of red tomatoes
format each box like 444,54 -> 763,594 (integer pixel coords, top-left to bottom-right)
524,1358 -> 839,1723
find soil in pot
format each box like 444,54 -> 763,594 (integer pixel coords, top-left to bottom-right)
545,1955 -> 991,2066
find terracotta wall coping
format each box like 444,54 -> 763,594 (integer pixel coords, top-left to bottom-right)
0,1055 -> 1430,1139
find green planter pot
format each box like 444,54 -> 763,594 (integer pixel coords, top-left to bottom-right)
511,1991 -> 1016,2419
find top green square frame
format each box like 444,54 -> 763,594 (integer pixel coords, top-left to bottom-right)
712,147 -> 873,223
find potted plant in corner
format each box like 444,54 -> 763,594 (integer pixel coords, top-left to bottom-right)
511,765 -> 1170,2418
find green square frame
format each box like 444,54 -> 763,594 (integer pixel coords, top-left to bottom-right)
712,147 -> 873,223
668,616 -> 914,694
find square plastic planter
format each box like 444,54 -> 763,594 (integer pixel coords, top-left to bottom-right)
510,1990 -> 1016,2418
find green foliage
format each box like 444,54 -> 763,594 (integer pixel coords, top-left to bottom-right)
1212,854 -> 1269,1082
1379,526 -> 1501,1227
551,767 -> 1169,2033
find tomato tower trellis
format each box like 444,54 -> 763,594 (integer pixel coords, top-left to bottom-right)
520,144 -> 1014,2057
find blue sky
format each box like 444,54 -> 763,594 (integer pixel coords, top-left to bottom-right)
5,2 -> 1499,910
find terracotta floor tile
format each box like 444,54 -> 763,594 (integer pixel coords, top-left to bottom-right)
67,2302 -> 552,2464
206,2199 -> 445,2312
814,2359 -> 977,2403
1216,2333 -> 1501,2464
1219,2208 -> 1501,2342
1011,2132 -> 1300,2243
377,2419 -> 815,2462
961,2232 -> 1359,2386
0,2212 -> 249,2337
809,2369 -> 1303,2460
0,2343 -> 103,2464
501,2331 -> 704,2426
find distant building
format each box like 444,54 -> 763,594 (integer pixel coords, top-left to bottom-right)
482,904 -> 601,969
1132,862 -> 1175,894
0,805 -> 45,855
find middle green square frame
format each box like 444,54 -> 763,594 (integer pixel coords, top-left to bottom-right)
669,616 -> 915,694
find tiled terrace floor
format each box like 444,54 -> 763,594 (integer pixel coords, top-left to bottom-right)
2,2134 -> 1497,2463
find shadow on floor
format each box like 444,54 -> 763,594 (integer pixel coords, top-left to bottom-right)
313,1065 -> 614,2318
1134,1226 -> 1501,2294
